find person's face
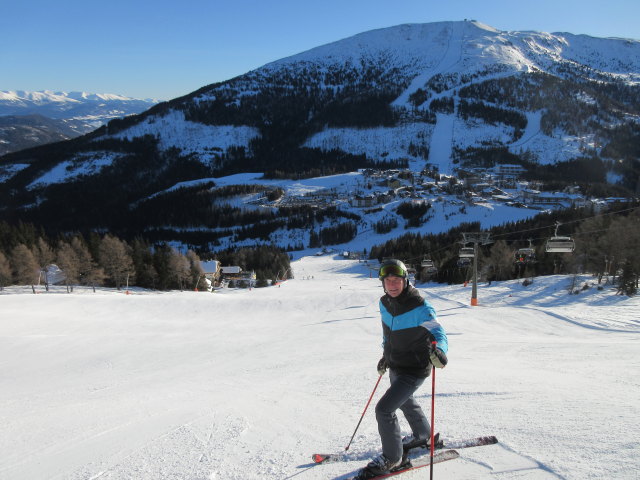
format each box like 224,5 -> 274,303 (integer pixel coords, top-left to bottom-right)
383,275 -> 405,297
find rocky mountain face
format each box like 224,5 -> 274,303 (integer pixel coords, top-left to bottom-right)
0,21 -> 639,244
0,91 -> 158,155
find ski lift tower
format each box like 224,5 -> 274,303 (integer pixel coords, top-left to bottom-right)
462,232 -> 492,306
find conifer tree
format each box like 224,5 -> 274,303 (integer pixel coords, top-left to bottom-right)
617,260 -> 637,296
153,243 -> 173,290
169,250 -> 191,290
131,238 -> 158,289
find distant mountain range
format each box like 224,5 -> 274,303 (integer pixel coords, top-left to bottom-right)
0,21 -> 639,250
0,91 -> 158,155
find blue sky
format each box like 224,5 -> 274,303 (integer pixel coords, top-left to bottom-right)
2,0 -> 638,101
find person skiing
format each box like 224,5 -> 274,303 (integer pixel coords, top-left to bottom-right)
356,259 -> 448,479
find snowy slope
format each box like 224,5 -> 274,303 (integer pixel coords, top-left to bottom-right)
250,22 -> 640,173
111,109 -> 260,161
1,255 -> 638,479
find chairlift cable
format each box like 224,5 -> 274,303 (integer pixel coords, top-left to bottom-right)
376,205 -> 638,263
490,205 -> 639,240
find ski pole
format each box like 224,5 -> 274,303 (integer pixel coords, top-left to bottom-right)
345,373 -> 383,451
430,343 -> 437,480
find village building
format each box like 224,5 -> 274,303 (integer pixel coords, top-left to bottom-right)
200,260 -> 222,290
519,189 -> 586,208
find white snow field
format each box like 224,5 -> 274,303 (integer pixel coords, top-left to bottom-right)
1,255 -> 638,480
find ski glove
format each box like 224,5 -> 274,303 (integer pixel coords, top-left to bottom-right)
430,348 -> 448,368
377,357 -> 388,376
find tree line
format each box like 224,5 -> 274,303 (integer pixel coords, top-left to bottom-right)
309,222 -> 358,248
0,223 -> 290,291
0,232 -> 202,291
396,201 -> 432,228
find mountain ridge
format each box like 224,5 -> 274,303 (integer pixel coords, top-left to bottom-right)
0,91 -> 159,155
0,90 -> 158,114
0,20 -> 638,251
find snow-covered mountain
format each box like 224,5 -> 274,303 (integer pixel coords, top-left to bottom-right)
0,90 -> 158,119
0,90 -> 158,154
0,21 -> 638,247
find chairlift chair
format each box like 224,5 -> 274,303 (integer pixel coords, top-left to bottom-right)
420,258 -> 437,275
457,257 -> 472,267
515,239 -> 537,264
459,247 -> 475,258
515,248 -> 536,264
421,257 -> 435,268
545,223 -> 575,253
545,236 -> 575,253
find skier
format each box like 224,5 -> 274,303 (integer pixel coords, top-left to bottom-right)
356,259 -> 448,479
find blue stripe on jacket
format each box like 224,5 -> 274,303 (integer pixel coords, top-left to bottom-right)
380,298 -> 448,354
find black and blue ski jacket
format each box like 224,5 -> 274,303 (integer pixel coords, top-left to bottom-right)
380,285 -> 448,378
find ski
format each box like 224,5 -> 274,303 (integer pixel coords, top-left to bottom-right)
409,434 -> 498,452
312,435 -> 497,464
345,449 -> 460,480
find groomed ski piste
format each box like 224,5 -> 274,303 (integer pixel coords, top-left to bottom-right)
1,254 -> 638,479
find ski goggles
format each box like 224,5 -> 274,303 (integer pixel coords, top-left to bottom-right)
378,264 -> 407,280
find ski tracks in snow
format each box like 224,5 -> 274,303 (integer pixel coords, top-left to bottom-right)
455,441 -> 568,479
70,412 -> 250,480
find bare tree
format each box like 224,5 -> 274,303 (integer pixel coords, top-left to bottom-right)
572,216 -> 606,276
33,237 -> 58,291
9,244 -> 40,285
34,237 -> 55,269
186,250 -> 205,290
98,235 -> 134,290
0,251 -> 12,290
486,240 -> 514,281
56,241 -> 81,292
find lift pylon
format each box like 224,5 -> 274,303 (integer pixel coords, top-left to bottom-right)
461,232 -> 493,306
